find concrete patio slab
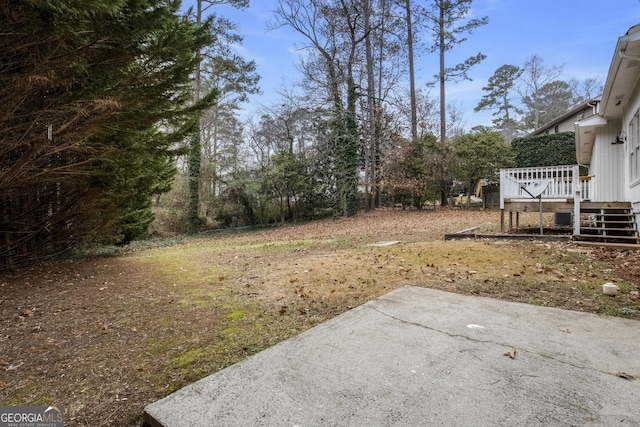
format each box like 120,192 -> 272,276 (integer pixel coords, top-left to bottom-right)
144,286 -> 640,426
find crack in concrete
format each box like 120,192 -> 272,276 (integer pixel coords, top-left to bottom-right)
366,304 -> 621,378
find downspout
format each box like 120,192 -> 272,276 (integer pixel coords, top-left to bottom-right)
578,100 -> 600,168
575,119 -> 592,230
575,101 -> 602,192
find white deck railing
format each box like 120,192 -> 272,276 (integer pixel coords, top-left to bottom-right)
580,176 -> 593,201
499,165 -> 583,208
500,165 -> 585,235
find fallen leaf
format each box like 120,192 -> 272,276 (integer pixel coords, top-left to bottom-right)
503,348 -> 517,359
0,380 -> 6,387
616,372 -> 636,381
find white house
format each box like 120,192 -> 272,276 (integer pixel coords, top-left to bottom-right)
576,22 -> 640,225
500,23 -> 640,246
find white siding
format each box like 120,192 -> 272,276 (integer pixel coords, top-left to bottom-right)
559,107 -> 595,133
624,78 -> 640,220
591,119 -> 624,202
533,105 -> 599,136
557,121 -> 575,133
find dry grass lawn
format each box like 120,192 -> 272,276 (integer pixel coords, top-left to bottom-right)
1,209 -> 639,426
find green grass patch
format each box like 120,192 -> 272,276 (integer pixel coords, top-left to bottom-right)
2,386 -> 58,407
252,240 -> 310,251
147,336 -> 181,356
225,310 -> 245,320
161,301 -> 324,386
177,287 -> 220,308
172,347 -> 209,368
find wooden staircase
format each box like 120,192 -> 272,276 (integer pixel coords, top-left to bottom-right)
575,203 -> 640,246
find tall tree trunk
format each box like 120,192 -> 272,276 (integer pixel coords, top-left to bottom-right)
188,124 -> 202,232
341,0 -> 363,216
364,0 -> 375,210
188,0 -> 204,233
327,60 -> 345,214
438,3 -> 446,145
437,3 -> 448,206
344,77 -> 359,216
375,0 -> 386,208
405,0 -> 417,140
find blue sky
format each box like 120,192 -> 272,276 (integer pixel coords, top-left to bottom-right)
185,0 -> 640,128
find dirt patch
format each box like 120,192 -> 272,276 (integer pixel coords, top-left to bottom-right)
590,247 -> 640,290
0,209 -> 638,426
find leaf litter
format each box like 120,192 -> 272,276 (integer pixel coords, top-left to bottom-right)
0,209 -> 639,426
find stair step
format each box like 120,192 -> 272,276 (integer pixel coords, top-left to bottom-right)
583,217 -> 634,220
574,241 -> 640,250
588,213 -> 635,217
588,220 -> 635,224
580,227 -> 636,232
578,205 -> 639,245
581,209 -> 631,214
575,234 -> 640,242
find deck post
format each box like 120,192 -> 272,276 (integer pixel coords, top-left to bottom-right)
573,165 -> 581,236
499,170 -> 505,210
500,209 -> 505,233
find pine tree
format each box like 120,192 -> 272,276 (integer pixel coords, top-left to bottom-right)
475,64 -> 523,142
425,0 -> 488,144
0,0 -> 216,269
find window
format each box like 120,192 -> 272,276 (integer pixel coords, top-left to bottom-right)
631,110 -> 640,184
554,125 -> 559,134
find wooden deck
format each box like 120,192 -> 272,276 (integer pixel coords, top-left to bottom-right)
502,200 -> 632,216
499,166 -> 639,244
501,200 -> 639,245
499,166 -> 585,234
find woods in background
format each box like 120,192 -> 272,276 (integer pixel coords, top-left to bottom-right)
1,0 -> 598,270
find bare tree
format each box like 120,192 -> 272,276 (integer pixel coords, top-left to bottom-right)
403,0 -> 418,139
518,54 -> 564,131
568,77 -> 604,105
361,0 -> 405,208
271,0 -> 372,216
366,0 -> 409,208
186,0 -> 250,232
391,88 -> 439,138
